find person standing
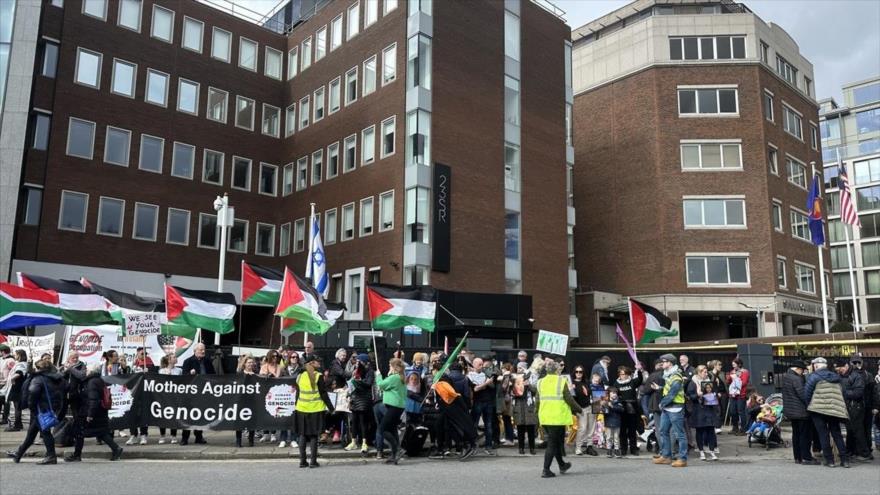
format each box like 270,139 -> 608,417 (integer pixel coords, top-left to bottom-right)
0,345 -> 14,426
781,360 -> 818,465
180,343 -> 215,445
805,357 -> 850,468
640,360 -> 665,454
467,357 -> 496,456
302,341 -> 319,366
235,356 -> 258,448
687,365 -> 719,461
653,354 -> 688,468
6,359 -> 64,464
375,358 -> 407,464
64,363 -> 123,462
295,356 -> 334,468
572,365 -> 594,455
3,350 -> 28,431
726,358 -> 750,435
613,364 -> 643,456
835,358 -> 870,461
511,362 -> 538,455
536,360 -> 582,478
591,356 -> 611,387
157,354 -> 181,445
348,354 -> 375,454
59,351 -> 87,421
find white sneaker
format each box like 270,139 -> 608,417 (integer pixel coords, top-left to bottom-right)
713,448 -> 719,455
278,441 -> 287,448
261,435 -> 271,443
699,451 -> 706,461
126,436 -> 138,446
158,437 -> 167,445
140,436 -> 148,445
119,431 -> 128,438
710,452 -> 718,461
170,437 -> 178,444
290,441 -> 299,449
270,434 -> 277,442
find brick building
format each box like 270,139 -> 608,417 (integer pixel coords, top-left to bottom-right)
0,0 -> 574,348
570,0 -> 832,343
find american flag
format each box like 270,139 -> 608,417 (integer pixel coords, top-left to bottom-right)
839,165 -> 861,227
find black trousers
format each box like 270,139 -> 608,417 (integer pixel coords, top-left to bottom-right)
379,405 -> 404,456
619,411 -> 640,453
695,426 -> 717,451
235,430 -> 254,445
517,424 -> 536,451
351,409 -> 373,443
811,413 -> 847,463
159,427 -> 177,436
7,397 -> 23,428
129,426 -> 148,436
16,419 -> 56,458
181,430 -> 204,443
845,403 -> 869,457
298,434 -> 318,464
543,425 -> 566,471
439,397 -> 477,448
790,418 -> 815,461
72,417 -> 119,456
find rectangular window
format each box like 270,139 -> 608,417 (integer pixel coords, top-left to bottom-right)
207,87 -> 228,123
177,78 -> 199,115
262,104 -> 280,137
505,143 -> 520,192
239,38 -> 258,72
804,77 -> 812,96
329,77 -> 341,113
680,142 -> 742,169
505,76 -> 520,126
384,0 -> 398,14
66,117 -> 96,159
863,241 -> 880,267
150,5 -> 174,43
365,0 -> 378,27
282,163 -> 294,196
228,219 -> 248,253
171,142 -> 195,179
382,43 -> 397,85
407,34 -> 432,90
347,2 -> 360,39
313,87 -> 325,122
678,88 -> 738,115
686,255 -> 750,285
856,108 -> 880,134
327,142 -> 340,179
810,124 -> 818,150
856,185 -> 880,211
776,56 -> 797,86
182,17 -> 204,53
256,223 -> 275,256
212,28 -> 231,63
345,67 -> 358,105
768,147 -> 778,175
296,157 -> 308,191
299,95 -> 310,130
279,222 -> 291,256
795,263 -> 816,294
285,104 -> 296,137
145,69 -> 169,106
763,91 -> 774,122
787,157 -> 807,189
40,40 -> 59,78
132,202 -> 159,241
505,212 -> 520,260
682,198 -> 746,228
344,134 -> 357,172
325,209 -> 337,245
854,82 -> 880,106
777,258 -> 786,288
362,125 -> 376,165
347,272 -> 362,314
379,190 -> 394,231
363,55 -> 377,96
772,201 -> 783,232
235,96 -> 255,130
293,218 -> 306,253
287,47 -> 298,79
103,126 -> 131,166
75,48 -> 102,89
139,134 -> 163,173
760,41 -> 769,63
311,150 -> 323,185
381,116 -> 396,158
854,158 -> 880,185
360,197 -> 374,236
790,208 -> 811,242
405,110 -> 430,167
301,37 -> 312,70
315,26 -> 327,61
405,187 -> 429,243
202,149 -> 223,185
31,113 -> 51,151
59,190 -> 88,232
342,203 -> 355,241
265,47 -> 282,80
783,104 -> 803,140
198,213 -> 218,249
831,246 -> 855,270
82,0 -> 107,20
110,59 -> 136,97
232,157 -> 251,191
505,11 -> 520,61
669,36 -> 746,61
826,190 -> 840,215
166,208 -> 190,245
259,163 -> 278,196
331,14 -> 343,51
97,197 -> 124,237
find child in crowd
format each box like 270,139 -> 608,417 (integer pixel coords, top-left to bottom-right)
747,404 -> 777,437
330,378 -> 351,445
600,387 -> 624,458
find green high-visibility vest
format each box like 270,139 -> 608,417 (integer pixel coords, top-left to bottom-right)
538,375 -> 572,426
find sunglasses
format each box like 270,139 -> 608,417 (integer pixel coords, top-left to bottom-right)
575,370 -> 584,373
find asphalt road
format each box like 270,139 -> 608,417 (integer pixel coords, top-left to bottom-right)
2,455 -> 878,495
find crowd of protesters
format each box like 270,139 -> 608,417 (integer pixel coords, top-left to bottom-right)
1,341 -> 878,476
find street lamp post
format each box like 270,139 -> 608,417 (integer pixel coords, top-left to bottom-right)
213,193 -> 233,347
739,302 -> 778,337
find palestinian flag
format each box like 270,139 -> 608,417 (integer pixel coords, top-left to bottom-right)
367,284 -> 436,331
18,273 -> 115,325
165,285 -> 236,334
0,282 -> 62,330
433,333 -> 468,382
241,262 -> 283,306
81,278 -> 162,332
629,299 -> 678,344
281,301 -> 345,335
275,268 -> 336,335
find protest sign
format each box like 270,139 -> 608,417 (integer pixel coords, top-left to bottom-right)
0,334 -> 55,361
124,312 -> 163,337
63,325 -> 194,368
536,329 -> 568,356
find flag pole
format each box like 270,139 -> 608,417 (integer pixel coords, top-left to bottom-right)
811,161 -> 830,334
837,148 -> 861,339
303,203 -> 317,350
627,297 -> 638,360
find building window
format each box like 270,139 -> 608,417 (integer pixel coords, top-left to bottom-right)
381,116 -> 396,158
296,157 -> 308,191
786,157 -> 807,189
686,255 -> 750,285
262,104 -> 280,137
683,198 -> 746,228
863,241 -> 880,266
680,142 -> 742,169
298,96 -> 310,130
259,163 -> 278,196
285,104 -> 296,137
385,0 -> 398,14
856,108 -> 880,134
795,263 -> 816,294
505,212 -> 520,260
279,222 -> 291,256
315,26 -> 327,61
362,126 -> 376,165
365,0 -> 378,27
110,59 -> 136,98
313,87 -> 325,122
505,10 -> 520,61
202,149 -> 224,185
292,218 -> 306,253
759,41 -> 769,63
139,134 -> 163,173
505,143 -> 520,192
856,185 -> 880,211
382,43 -> 397,85
768,147 -> 778,175
166,208 -> 190,245
331,14 -> 343,51
150,5 -> 174,43
832,273 -> 852,296
790,208 -> 811,242
669,36 -> 746,61
341,203 -> 355,241
348,2 -> 360,39
177,78 -> 199,115
31,113 -> 51,151
171,142 -> 195,179
235,96 -> 255,130
776,56 -> 797,86
239,38 -> 258,72
59,191 -> 88,232
826,190 -> 840,215
831,245 -> 854,270
329,77 -> 341,114
379,190 -> 394,231
40,40 -> 59,78
265,47 -> 282,80
783,104 -> 803,140
282,163 -> 294,196
407,34 -> 432,90
232,157 -> 251,191
854,158 -> 880,185
301,37 -> 312,70
344,134 -> 357,172
405,187 -> 429,243
325,208 -> 337,245
771,201 -> 784,232
678,88 -> 738,115
312,150 -> 323,185
228,219 -> 248,253
347,271 -> 362,314
145,69 -> 169,106
82,0 -> 107,20
198,213 -> 218,249
405,110 -> 430,167
211,28 -> 232,63
66,117 -> 96,159
777,257 -> 786,288
763,91 -> 774,122
810,124 -> 818,150
345,67 -> 358,105
363,55 -> 377,96
287,47 -> 298,79
505,76 -> 520,126
132,202 -> 159,241
207,87 -> 228,123
404,265 -> 429,286
182,17 -> 204,53
103,126 -> 131,167
75,48 -> 102,89
327,142 -> 340,179
256,223 -> 275,256
804,77 -> 812,97
360,197 -> 374,236
97,197 -> 124,237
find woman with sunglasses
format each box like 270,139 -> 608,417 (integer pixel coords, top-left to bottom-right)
572,366 -> 597,455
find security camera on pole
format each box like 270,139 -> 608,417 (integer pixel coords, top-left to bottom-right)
212,193 -> 234,346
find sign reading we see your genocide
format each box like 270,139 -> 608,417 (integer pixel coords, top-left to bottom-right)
124,312 -> 164,337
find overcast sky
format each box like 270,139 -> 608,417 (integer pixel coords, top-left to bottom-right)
239,0 -> 880,101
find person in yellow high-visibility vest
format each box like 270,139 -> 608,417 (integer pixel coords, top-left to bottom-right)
536,360 -> 583,478
295,356 -> 334,468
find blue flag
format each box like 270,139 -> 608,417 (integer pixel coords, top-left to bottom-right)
807,175 -> 825,246
305,215 -> 329,297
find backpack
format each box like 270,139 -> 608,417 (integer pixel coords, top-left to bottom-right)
101,384 -> 112,409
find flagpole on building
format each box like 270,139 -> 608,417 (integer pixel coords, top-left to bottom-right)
837,148 -> 861,338
303,203 -> 317,349
811,161 -> 830,333
627,297 -> 638,359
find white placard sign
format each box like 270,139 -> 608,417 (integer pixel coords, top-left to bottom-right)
124,312 -> 163,337
536,329 -> 568,356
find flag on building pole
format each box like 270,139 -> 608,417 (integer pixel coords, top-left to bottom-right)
628,299 -> 677,344
241,262 -> 283,306
808,168 -> 830,333
367,284 -> 437,331
18,273 -> 115,325
839,151 -> 861,333
0,282 -> 62,330
305,205 -> 329,298
165,285 -> 237,334
614,323 -> 639,367
275,268 -> 336,335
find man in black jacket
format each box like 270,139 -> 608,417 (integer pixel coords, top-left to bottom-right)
850,354 -> 875,459
781,360 -> 817,464
65,363 -> 123,462
835,358 -> 870,461
180,343 -> 215,445
6,359 -> 64,464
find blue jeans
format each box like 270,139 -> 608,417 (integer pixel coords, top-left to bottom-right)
471,401 -> 495,449
730,397 -> 748,432
659,409 -> 687,461
373,402 -> 387,451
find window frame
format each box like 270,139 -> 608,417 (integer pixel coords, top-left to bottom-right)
685,253 -> 751,287
311,149 -> 323,186
206,87 -> 228,124
58,190 -> 89,233
238,37 -> 259,72
786,155 -> 808,190
313,86 -> 325,122
789,206 -> 812,243
782,103 -> 804,141
341,202 -> 356,241
681,196 -> 747,229
110,58 -> 137,98
282,162 -> 294,196
132,202 -> 160,242
279,222 -> 292,256
293,218 -> 306,253
166,207 -> 191,246
363,55 -> 377,97
265,46 -> 283,80
235,95 -> 256,131
347,2 -> 360,40
171,141 -> 196,180
331,14 -> 343,51
227,219 -> 249,254
299,95 -> 310,130
301,36 -> 313,71
379,190 -> 394,232
82,0 -> 108,21
329,76 -> 342,114
325,208 -> 338,245
262,103 -> 281,138
381,116 -> 396,158
182,16 -> 204,54
315,25 -> 327,61
103,125 -> 132,167
327,142 -> 340,180
794,261 -> 817,295
360,196 -> 374,237
296,156 -> 308,191
197,212 -> 219,250
74,47 -> 102,90
361,125 -> 376,165
679,140 -> 743,171
255,223 -> 276,257
202,148 -> 225,186
149,4 -> 175,44
777,256 -> 787,289
287,46 -> 299,80
343,134 -> 358,173
285,104 -> 296,137
211,27 -> 232,63
117,0 -> 142,32
259,162 -> 279,197
772,199 -> 784,233
66,117 -> 96,160
231,156 -> 252,192
382,42 -> 397,86
96,196 -> 125,238
145,68 -> 170,107
345,66 -> 359,106
677,86 -> 739,116
138,134 -> 164,174
176,78 -> 200,116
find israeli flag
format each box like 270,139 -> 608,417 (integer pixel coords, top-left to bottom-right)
305,214 -> 329,297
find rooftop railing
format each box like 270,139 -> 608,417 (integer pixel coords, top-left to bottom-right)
197,0 -> 290,33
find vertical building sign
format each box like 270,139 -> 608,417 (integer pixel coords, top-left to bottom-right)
433,163 -> 451,272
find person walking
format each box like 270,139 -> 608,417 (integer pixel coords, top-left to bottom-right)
64,363 -> 123,462
613,364 -> 643,456
536,360 -> 582,478
375,358 -> 407,464
3,350 -> 28,431
6,358 -> 64,464
653,354 -> 688,468
726,358 -> 750,435
687,365 -> 719,461
180,343 -> 215,445
804,357 -> 850,468
835,358 -> 870,461
295,356 -> 334,468
781,360 -> 818,465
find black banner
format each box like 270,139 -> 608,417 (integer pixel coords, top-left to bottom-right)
432,163 -> 452,272
106,374 -> 298,431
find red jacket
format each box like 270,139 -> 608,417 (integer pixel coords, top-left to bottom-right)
726,369 -> 750,399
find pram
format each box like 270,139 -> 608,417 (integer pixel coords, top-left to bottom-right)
747,393 -> 786,450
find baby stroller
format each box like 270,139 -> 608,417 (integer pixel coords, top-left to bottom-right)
747,393 -> 786,450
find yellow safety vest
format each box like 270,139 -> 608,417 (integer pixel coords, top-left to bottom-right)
538,375 -> 572,426
662,372 -> 686,405
296,372 -> 325,413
